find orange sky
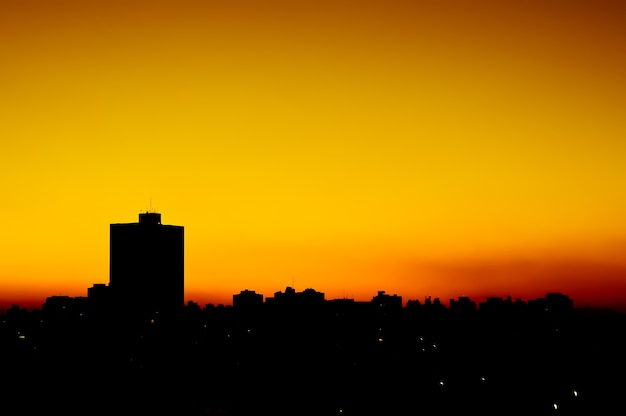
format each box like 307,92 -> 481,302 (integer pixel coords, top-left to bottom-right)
1,0 -> 626,312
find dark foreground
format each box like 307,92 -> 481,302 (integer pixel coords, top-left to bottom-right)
1,302 -> 625,415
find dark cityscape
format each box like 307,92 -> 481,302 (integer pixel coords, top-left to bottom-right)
1,212 -> 625,415
4,1 -> 625,414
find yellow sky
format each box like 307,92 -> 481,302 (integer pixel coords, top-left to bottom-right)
1,0 -> 626,311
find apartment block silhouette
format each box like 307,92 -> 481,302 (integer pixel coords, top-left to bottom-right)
109,211 -> 184,322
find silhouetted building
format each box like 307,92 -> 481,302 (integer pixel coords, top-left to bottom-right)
109,212 -> 184,322
86,283 -> 113,320
372,290 -> 402,311
233,289 -> 264,310
42,295 -> 87,318
87,283 -> 110,302
539,292 -> 574,312
298,287 -> 326,306
449,295 -> 477,315
265,286 -> 324,306
479,296 -> 509,313
266,286 -> 298,306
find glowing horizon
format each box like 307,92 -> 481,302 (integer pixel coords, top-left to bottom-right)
2,0 -> 626,313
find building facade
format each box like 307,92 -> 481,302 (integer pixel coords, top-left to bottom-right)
109,212 -> 184,321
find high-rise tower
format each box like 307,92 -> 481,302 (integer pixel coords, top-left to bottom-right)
109,212 -> 184,321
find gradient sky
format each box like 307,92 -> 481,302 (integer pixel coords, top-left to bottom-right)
1,0 -> 625,312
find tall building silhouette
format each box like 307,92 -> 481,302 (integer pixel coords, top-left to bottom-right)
109,212 -> 184,322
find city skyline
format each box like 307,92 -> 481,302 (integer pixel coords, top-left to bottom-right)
0,208 -> 618,314
2,1 -> 626,313
0,206 -> 612,314
4,265 -> 618,416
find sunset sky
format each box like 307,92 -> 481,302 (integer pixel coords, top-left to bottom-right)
1,0 -> 625,312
